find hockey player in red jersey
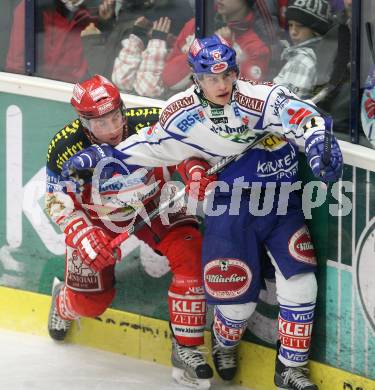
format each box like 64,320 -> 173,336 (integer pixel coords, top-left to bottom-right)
45,75 -> 213,389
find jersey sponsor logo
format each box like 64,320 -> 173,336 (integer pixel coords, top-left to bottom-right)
171,299 -> 206,315
72,83 -> 85,103
209,123 -> 248,136
101,170 -> 158,197
176,112 -> 202,132
279,334 -> 311,350
211,62 -> 228,74
211,107 -> 224,116
126,107 -> 161,119
287,107 -> 313,125
200,97 -> 209,107
278,317 -> 312,351
214,317 -> 245,343
256,144 -> 298,179
54,140 -> 85,170
46,175 -> 63,193
197,109 -> 206,120
160,95 -> 195,127
89,86 -> 109,101
141,124 -> 161,140
172,326 -> 204,335
292,312 -> 314,321
260,134 -> 286,150
211,116 -> 228,124
170,294 -> 206,327
99,175 -> 145,192
272,90 -> 289,116
97,101 -> 115,116
279,308 -> 315,322
66,247 -> 101,291
280,348 -> 310,363
279,318 -> 313,338
235,92 -> 264,112
47,120 -> 81,163
204,258 -> 251,299
288,227 -> 317,264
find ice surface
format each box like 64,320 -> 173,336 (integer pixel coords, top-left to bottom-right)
0,329 -> 252,390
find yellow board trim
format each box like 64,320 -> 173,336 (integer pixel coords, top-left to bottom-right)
1,286 -> 374,390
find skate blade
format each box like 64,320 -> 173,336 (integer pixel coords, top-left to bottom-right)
52,277 -> 61,293
172,367 -> 211,389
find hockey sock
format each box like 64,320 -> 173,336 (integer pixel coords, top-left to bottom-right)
213,305 -> 253,347
278,302 -> 315,367
168,275 -> 206,346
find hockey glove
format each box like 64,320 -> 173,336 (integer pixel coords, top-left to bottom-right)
61,144 -> 124,179
305,132 -> 343,182
65,221 -> 120,272
177,158 -> 217,201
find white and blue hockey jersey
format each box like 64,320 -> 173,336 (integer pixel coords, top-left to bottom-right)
114,80 -> 325,185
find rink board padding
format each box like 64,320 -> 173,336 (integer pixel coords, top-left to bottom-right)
1,286 -> 374,390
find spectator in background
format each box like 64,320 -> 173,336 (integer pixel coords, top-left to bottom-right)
111,16 -> 172,98
273,0 -> 333,99
298,0 -> 351,134
343,0 -> 352,21
250,0 -> 286,44
0,0 -> 20,71
81,0 -> 193,83
113,0 -> 193,36
6,0 -> 98,83
277,0 -> 288,29
162,0 -> 271,92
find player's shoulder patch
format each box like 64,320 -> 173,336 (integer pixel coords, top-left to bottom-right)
234,81 -> 269,113
159,89 -> 197,128
139,123 -> 163,142
234,90 -> 265,113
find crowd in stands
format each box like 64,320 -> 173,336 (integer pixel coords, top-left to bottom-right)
1,0 -> 354,132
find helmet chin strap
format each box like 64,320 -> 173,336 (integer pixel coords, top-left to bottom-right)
192,74 -> 201,93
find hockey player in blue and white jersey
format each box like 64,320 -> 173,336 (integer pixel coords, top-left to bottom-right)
63,35 -> 343,390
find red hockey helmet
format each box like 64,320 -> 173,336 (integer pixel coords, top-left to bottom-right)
71,75 -> 123,119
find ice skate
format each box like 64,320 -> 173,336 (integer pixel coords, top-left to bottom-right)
274,357 -> 318,390
48,277 -> 72,341
171,335 -> 213,389
211,325 -> 238,381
